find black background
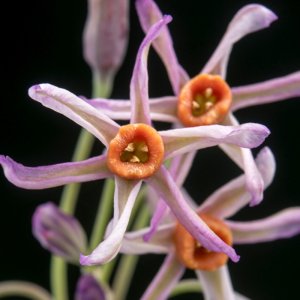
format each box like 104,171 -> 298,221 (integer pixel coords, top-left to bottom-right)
1,1 -> 300,299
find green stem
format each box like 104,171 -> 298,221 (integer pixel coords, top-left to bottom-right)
0,281 -> 52,300
112,203 -> 150,300
170,279 -> 202,297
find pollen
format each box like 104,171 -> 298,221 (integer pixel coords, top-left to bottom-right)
107,124 -> 164,180
177,74 -> 232,127
173,213 -> 233,271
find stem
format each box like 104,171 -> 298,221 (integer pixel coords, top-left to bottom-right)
50,73 -> 111,300
112,203 -> 150,300
0,281 -> 52,300
170,279 -> 202,297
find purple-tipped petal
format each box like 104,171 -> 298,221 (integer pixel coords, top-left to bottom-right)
33,202 -> 87,263
0,154 -> 111,189
202,4 -> 277,77
122,223 -> 173,255
228,208 -> 300,244
147,167 -> 240,263
80,177 -> 142,266
232,71 -> 300,111
195,266 -> 235,300
130,15 -> 172,125
141,252 -> 185,300
199,147 -> 275,219
75,274 -> 106,300
159,123 -> 270,159
28,84 -> 119,147
136,0 -> 189,94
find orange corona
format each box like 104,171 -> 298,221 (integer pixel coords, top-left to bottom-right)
173,213 -> 233,271
107,123 -> 164,180
177,74 -> 232,127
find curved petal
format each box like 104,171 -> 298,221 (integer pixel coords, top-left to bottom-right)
232,71 -> 300,111
87,96 -> 178,122
136,0 -> 189,94
202,4 -> 277,77
130,15 -> 172,125
160,123 -> 270,159
0,154 -> 110,189
121,223 -> 174,255
228,207 -> 300,244
147,166 -> 240,262
195,266 -> 235,300
141,252 -> 185,300
199,147 -> 275,219
28,84 -> 119,147
80,177 -> 142,265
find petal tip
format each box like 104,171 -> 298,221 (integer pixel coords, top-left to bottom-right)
79,254 -> 90,266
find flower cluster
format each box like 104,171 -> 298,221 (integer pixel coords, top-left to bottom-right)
1,0 -> 300,299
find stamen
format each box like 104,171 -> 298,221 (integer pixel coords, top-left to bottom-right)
177,74 -> 232,127
107,124 -> 164,180
173,213 -> 233,271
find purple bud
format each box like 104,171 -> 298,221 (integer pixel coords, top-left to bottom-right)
75,274 -> 106,300
32,202 -> 87,263
83,0 -> 130,86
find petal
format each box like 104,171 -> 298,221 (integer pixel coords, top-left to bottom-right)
147,166 -> 240,262
141,252 -> 185,300
80,177 -> 142,265
130,15 -> 172,124
160,123 -> 270,159
87,96 -> 178,122
202,4 -> 277,77
0,154 -> 110,189
228,207 -> 300,244
121,223 -> 174,255
28,84 -> 119,147
199,147 -> 275,219
195,266 -> 236,300
136,0 -> 189,94
232,71 -> 300,111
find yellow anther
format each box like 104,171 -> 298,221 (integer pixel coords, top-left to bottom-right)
204,87 -> 213,98
139,144 -> 149,152
192,101 -> 200,109
129,155 -> 140,163
125,143 -> 135,152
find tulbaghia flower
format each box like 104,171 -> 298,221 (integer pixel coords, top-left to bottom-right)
121,147 -> 300,300
32,202 -> 87,263
83,0 -> 129,88
0,17 -> 269,266
75,274 -> 107,300
89,0 -> 300,207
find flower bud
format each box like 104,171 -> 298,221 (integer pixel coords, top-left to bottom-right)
32,202 -> 87,263
83,0 -> 129,91
75,274 -> 106,300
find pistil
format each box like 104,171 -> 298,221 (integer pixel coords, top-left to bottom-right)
177,74 -> 232,127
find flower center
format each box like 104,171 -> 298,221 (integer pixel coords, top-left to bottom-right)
177,74 -> 232,127
173,213 -> 233,271
107,123 -> 164,180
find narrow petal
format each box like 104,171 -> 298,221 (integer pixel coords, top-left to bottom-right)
228,208 -> 300,244
80,177 -> 142,265
232,71 -> 300,111
87,96 -> 178,122
141,252 -> 185,300
130,15 -> 172,125
136,0 -> 189,94
160,123 -> 270,159
202,4 -> 277,77
121,223 -> 174,255
199,147 -> 275,219
147,167 -> 240,262
0,154 -> 110,189
28,84 -> 119,147
195,266 -> 235,300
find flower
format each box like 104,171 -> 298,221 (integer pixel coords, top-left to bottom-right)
32,202 -> 87,263
83,0 -> 130,91
121,147 -> 300,299
88,1 -> 300,207
0,16 -> 269,266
